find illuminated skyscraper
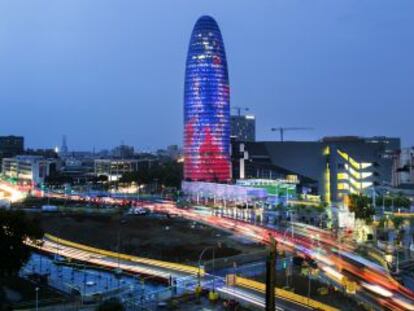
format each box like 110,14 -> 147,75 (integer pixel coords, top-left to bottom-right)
183,16 -> 231,182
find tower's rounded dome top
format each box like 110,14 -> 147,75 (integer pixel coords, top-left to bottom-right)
196,15 -> 218,24
192,15 -> 221,33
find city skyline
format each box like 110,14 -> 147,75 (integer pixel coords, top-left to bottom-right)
1,1 -> 414,150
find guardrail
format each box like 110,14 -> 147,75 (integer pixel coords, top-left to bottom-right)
44,234 -> 204,276
227,275 -> 339,311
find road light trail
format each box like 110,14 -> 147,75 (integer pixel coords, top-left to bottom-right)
148,201 -> 414,310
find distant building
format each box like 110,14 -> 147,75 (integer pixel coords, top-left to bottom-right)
25,148 -> 58,159
231,114 -> 256,142
166,145 -> 182,160
0,135 -> 24,157
393,147 -> 414,189
232,136 -> 400,203
95,158 -> 157,181
0,135 -> 24,172
1,155 -> 56,185
156,145 -> 182,160
60,135 -> 69,154
111,145 -> 134,159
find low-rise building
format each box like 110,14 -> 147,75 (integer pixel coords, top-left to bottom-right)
95,158 -> 158,181
232,136 -> 400,203
1,155 -> 56,185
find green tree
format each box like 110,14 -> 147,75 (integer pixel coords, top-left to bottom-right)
119,161 -> 183,189
348,194 -> 375,223
0,210 -> 43,276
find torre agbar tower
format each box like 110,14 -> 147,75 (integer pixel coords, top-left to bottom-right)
183,16 -> 231,183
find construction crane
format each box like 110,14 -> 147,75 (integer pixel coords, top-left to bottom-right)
231,106 -> 249,116
271,127 -> 314,142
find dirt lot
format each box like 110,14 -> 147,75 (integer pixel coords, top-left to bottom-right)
36,212 -> 263,264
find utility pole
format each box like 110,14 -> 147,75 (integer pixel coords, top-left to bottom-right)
265,235 -> 277,311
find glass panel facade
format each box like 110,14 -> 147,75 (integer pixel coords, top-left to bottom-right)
183,16 -> 231,182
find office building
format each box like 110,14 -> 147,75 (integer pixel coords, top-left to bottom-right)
1,155 -> 56,185
0,135 -> 24,157
231,114 -> 256,142
232,136 -> 400,203
0,135 -> 24,173
183,16 -> 231,183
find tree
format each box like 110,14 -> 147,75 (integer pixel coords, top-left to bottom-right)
392,216 -> 404,230
119,161 -> 183,189
348,194 -> 375,223
0,210 -> 43,276
375,194 -> 411,209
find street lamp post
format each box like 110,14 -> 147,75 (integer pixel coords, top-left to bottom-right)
35,287 -> 39,311
307,234 -> 319,304
286,210 -> 294,239
286,186 -> 289,206
395,246 -> 400,274
197,246 -> 216,294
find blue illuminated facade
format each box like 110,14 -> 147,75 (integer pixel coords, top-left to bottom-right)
183,16 -> 231,182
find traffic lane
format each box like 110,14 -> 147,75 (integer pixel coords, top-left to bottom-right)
218,286 -> 313,311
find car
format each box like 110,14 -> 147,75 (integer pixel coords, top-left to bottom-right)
127,207 -> 147,215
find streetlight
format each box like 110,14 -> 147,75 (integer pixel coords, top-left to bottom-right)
285,186 -> 289,206
197,246 -> 217,297
281,228 -> 292,288
286,210 -> 294,239
307,234 -> 320,304
395,247 -> 400,274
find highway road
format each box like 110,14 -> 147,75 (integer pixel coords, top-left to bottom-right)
148,201 -> 414,311
28,237 -> 318,310
7,182 -> 414,310
29,238 -> 187,281
218,286 -> 314,311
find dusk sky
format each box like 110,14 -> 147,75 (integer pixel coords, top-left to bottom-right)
1,1 -> 413,151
